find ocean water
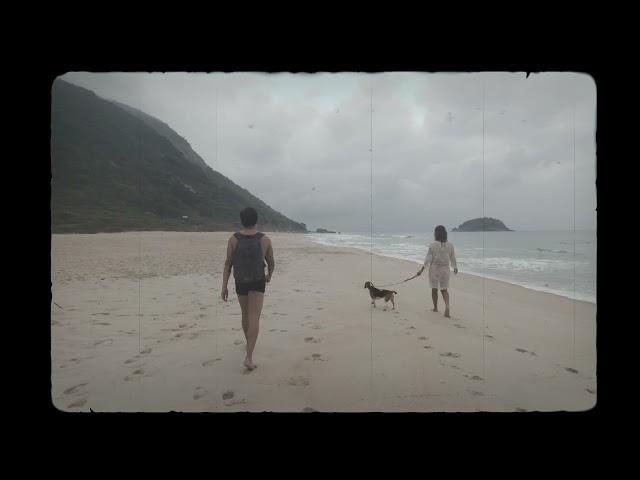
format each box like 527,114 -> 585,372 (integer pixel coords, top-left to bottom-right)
307,231 -> 596,304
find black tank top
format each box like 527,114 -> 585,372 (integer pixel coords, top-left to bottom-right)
232,232 -> 266,283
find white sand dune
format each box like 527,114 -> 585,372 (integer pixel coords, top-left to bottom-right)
51,232 -> 596,412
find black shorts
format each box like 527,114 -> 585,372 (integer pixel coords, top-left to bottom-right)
235,279 -> 266,295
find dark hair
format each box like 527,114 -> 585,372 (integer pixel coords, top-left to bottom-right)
240,207 -> 258,228
434,225 -> 447,243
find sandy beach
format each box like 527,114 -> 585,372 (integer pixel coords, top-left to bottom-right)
51,231 -> 597,412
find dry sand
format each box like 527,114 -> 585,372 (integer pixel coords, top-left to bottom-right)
51,232 -> 597,412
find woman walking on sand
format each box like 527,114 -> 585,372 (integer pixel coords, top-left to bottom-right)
416,225 -> 457,318
221,207 -> 275,371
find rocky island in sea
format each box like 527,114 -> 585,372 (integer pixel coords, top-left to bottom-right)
452,217 -> 513,232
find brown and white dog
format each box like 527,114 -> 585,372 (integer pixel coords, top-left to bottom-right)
364,281 -> 397,309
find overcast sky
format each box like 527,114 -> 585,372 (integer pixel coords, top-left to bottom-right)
60,71 -> 597,232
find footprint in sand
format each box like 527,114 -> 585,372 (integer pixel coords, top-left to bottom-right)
227,398 -> 247,406
280,330 -> 288,332
93,322 -> 111,326
288,376 -> 310,386
269,329 -> 278,332
454,323 -> 466,329
470,375 -> 483,381
193,386 -> 208,400
124,359 -> 137,364
67,398 -> 87,408
516,348 -> 528,353
304,337 -> 321,343
221,390 -> 246,406
317,307 -> 323,311
140,348 -> 152,355
407,326 -> 416,330
468,390 -> 484,397
93,339 -> 113,346
485,335 -> 495,340
423,345 -> 433,349
63,383 -> 88,395
565,367 -> 579,374
586,388 -> 596,395
305,353 -> 327,362
418,336 -> 427,340
174,333 -> 184,338
202,358 -> 222,367
124,369 -> 145,381
440,352 -> 461,358
233,339 -> 244,346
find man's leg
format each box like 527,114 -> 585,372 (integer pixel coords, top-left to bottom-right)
237,293 -> 249,343
244,290 -> 264,370
431,288 -> 438,311
441,289 -> 450,317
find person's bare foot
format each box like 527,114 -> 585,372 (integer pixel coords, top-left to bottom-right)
444,308 -> 450,318
432,307 -> 438,312
243,358 -> 257,371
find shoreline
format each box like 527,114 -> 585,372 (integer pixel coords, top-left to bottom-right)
51,230 -> 596,304
305,236 -> 597,306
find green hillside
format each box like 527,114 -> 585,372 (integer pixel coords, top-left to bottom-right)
452,217 -> 512,232
50,79 -> 307,233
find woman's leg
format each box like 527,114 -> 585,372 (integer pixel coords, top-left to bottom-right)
237,294 -> 249,343
431,288 -> 438,311
244,290 -> 264,370
441,289 -> 450,317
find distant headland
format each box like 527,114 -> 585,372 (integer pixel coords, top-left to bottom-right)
452,217 -> 513,232
315,228 -> 339,234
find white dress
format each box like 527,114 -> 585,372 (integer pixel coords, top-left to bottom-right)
423,241 -> 457,290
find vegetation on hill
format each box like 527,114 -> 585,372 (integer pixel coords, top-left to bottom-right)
452,217 -> 512,232
51,79 -> 307,233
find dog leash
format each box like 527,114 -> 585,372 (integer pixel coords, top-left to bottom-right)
376,273 -> 420,288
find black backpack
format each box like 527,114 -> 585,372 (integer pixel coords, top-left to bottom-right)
232,232 -> 266,283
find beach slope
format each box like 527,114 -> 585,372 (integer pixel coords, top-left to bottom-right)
51,232 -> 596,412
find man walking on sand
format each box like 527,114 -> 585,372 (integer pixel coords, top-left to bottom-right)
221,207 -> 275,371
